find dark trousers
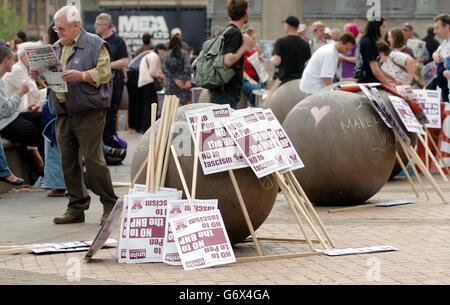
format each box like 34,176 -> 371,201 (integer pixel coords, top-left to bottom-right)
56,109 -> 117,216
140,82 -> 158,133
126,70 -> 144,132
1,112 -> 44,159
210,90 -> 239,110
103,73 -> 124,144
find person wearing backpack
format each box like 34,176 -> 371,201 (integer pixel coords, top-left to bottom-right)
208,0 -> 252,109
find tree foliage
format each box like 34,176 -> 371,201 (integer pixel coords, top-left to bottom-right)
0,4 -> 25,41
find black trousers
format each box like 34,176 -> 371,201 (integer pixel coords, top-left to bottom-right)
140,82 -> 158,133
1,112 -> 44,159
103,73 -> 124,144
126,70 -> 144,132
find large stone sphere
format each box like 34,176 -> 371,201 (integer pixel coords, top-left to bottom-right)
268,79 -> 310,123
131,103 -> 279,244
283,91 -> 396,206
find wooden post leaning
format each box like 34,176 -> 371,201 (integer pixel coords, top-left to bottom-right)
397,134 -> 448,204
395,151 -> 420,198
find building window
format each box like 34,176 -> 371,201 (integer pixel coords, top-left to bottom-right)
28,0 -> 36,24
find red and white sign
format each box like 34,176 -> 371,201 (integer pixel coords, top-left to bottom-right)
224,110 -> 290,178
414,90 -> 442,129
184,105 -> 248,175
389,96 -> 425,135
170,210 -> 235,271
261,109 -> 304,172
163,200 -> 218,266
118,190 -> 181,264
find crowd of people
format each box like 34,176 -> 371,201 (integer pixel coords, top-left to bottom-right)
0,0 -> 449,225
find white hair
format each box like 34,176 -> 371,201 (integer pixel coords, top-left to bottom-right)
54,5 -> 82,23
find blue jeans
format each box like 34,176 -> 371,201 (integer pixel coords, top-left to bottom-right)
241,80 -> 264,107
210,90 -> 239,110
43,139 -> 65,189
0,142 -> 11,178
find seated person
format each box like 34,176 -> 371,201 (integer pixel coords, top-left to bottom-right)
0,46 -> 44,179
0,140 -> 24,186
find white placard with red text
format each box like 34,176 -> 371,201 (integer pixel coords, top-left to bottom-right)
389,96 -> 425,135
224,111 -> 290,178
414,90 -> 442,129
163,200 -> 218,266
170,210 -> 235,271
118,190 -> 181,264
184,105 -> 248,175
261,109 -> 304,172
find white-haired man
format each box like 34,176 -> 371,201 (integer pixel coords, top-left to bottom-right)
32,6 -> 118,225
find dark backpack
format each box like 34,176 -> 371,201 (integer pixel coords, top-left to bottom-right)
192,27 -> 236,89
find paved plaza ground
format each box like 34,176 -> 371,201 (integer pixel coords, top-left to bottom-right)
1,130 -> 450,285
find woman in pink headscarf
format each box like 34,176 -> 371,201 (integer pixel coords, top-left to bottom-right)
340,23 -> 360,80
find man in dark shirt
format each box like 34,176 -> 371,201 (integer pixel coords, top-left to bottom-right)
210,0 -> 252,109
95,13 -> 129,147
271,16 -> 311,84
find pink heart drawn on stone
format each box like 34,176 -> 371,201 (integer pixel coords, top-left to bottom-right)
311,106 -> 331,127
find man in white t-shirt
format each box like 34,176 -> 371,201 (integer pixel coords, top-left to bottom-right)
300,32 -> 355,94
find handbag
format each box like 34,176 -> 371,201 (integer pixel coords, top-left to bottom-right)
137,55 -> 153,88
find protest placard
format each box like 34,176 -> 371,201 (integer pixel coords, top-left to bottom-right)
170,210 -> 235,270
224,111 -> 290,178
118,190 -> 181,264
34,239 -> 116,255
247,52 -> 269,84
261,109 -> 304,172
24,44 -> 68,93
407,39 -> 426,59
184,105 -> 248,175
163,200 -> 218,266
85,198 -> 124,260
414,90 -> 442,129
421,61 -> 438,88
259,40 -> 275,60
359,85 -> 411,145
395,85 -> 429,125
388,96 -> 425,134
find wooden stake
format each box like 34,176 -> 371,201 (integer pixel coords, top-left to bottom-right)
229,170 -> 263,256
244,237 -> 321,244
191,116 -> 202,199
170,145 -> 195,211
275,173 -> 320,250
398,135 -> 448,204
395,151 -> 420,198
399,138 -> 430,200
236,251 -> 321,264
146,103 -> 158,193
426,128 -> 450,175
154,97 -> 173,190
425,131 -> 430,170
286,172 -> 335,248
160,98 -> 180,187
417,133 -> 448,182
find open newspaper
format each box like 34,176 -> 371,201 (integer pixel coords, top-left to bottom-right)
24,44 -> 68,93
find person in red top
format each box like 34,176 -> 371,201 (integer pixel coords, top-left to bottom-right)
242,28 -> 265,107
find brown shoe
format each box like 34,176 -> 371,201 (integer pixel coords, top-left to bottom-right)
53,213 -> 85,225
100,210 -> 112,226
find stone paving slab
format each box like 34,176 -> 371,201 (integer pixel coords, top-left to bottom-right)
1,130 -> 450,285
